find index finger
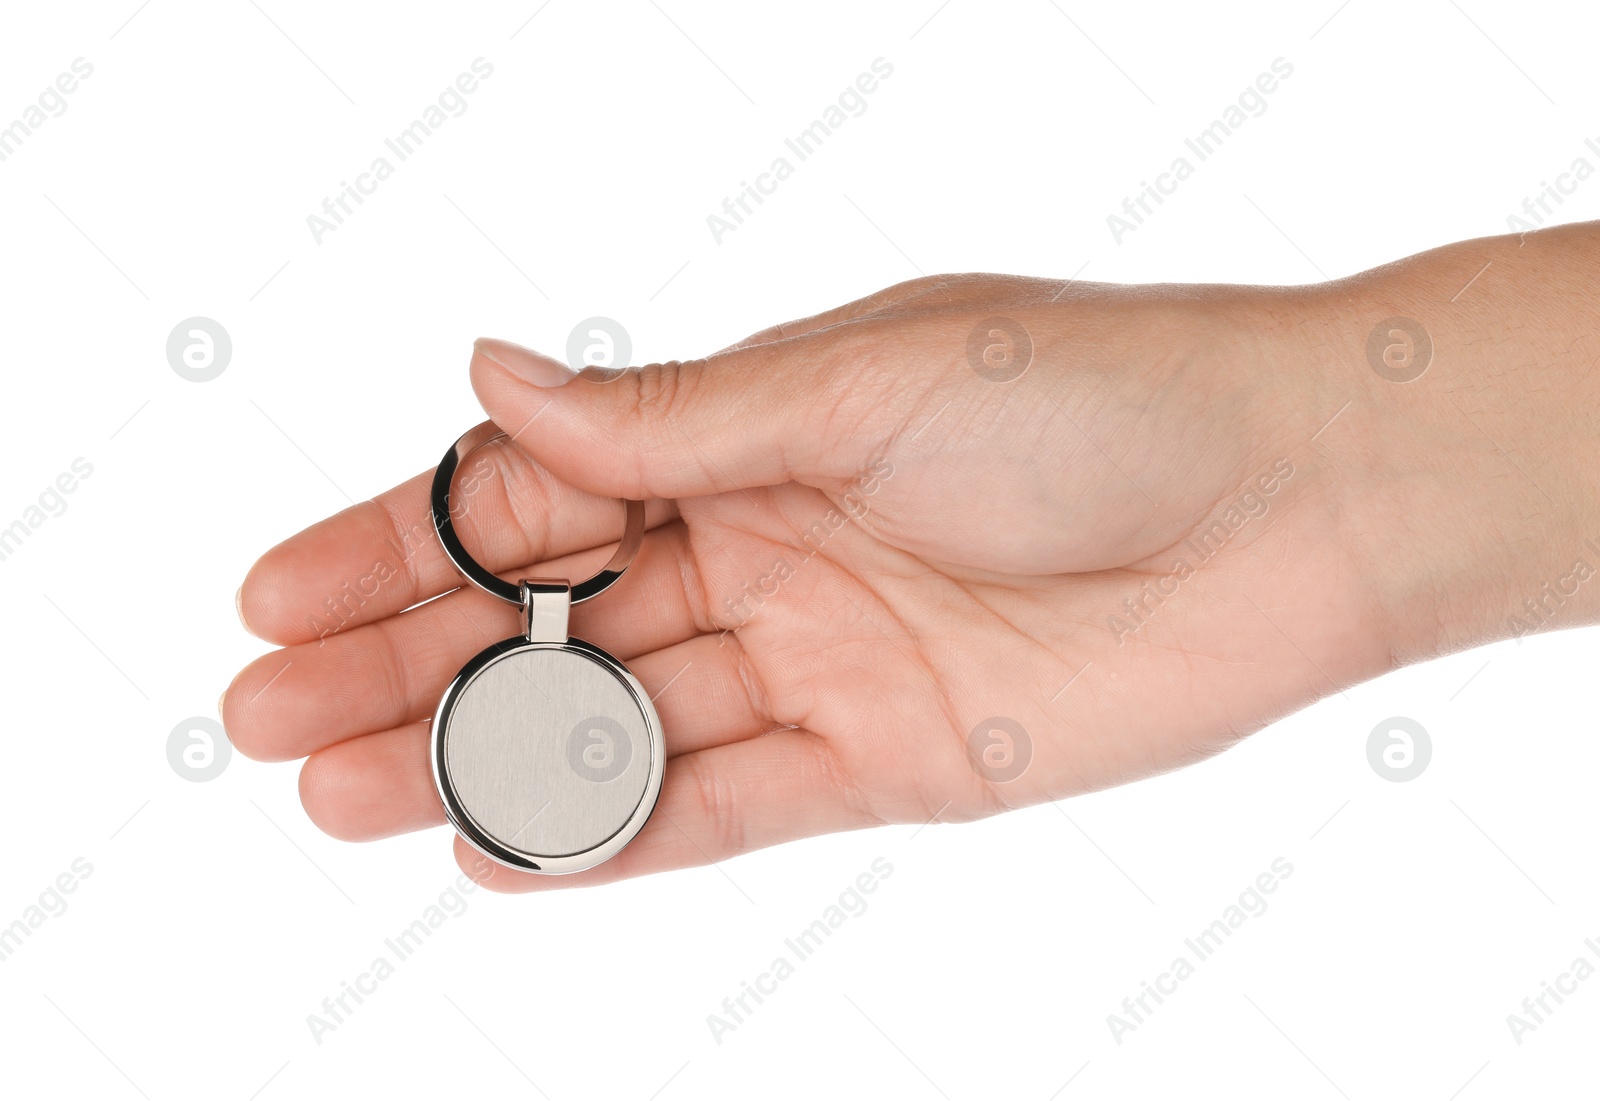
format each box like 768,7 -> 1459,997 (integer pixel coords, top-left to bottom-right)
238,429 -> 677,646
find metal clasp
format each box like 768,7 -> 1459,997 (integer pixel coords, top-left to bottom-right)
519,579 -> 572,643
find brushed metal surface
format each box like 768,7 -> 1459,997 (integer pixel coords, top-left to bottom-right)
437,641 -> 658,865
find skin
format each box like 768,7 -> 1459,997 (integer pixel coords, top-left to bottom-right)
225,222 -> 1600,893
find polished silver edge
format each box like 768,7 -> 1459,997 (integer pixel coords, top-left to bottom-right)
430,635 -> 666,875
519,578 -> 571,643
431,422 -> 645,606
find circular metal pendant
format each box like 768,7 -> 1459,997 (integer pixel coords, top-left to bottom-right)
433,636 -> 664,875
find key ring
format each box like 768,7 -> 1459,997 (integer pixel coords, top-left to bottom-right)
430,421 -> 646,607
428,421 -> 664,876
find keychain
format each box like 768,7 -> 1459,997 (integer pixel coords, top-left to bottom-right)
428,422 -> 664,874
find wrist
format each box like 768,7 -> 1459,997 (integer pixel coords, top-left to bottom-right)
1308,224 -> 1600,665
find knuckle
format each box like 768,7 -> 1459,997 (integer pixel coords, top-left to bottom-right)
632,358 -> 689,416
372,496 -> 428,604
684,754 -> 745,859
448,438 -> 560,572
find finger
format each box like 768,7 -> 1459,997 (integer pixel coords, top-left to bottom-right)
455,730 -> 882,893
299,633 -> 779,844
470,321 -> 921,503
242,618 -> 765,771
227,520 -> 709,763
240,429 -> 678,645
299,722 -> 443,842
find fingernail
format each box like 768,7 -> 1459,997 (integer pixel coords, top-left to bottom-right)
474,337 -> 580,388
235,585 -> 250,632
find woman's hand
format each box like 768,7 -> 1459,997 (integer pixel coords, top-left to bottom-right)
224,223 -> 1600,891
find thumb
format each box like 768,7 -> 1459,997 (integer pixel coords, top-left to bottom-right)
469,334 -> 885,501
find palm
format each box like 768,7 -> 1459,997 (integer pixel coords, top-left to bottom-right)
671,425 -> 1369,835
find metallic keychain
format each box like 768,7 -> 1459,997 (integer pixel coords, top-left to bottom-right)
429,422 -> 664,874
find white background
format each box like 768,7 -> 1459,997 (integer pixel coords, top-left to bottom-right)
1,1 -> 1597,1097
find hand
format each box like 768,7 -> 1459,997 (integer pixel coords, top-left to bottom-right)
225,223 -> 1600,891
